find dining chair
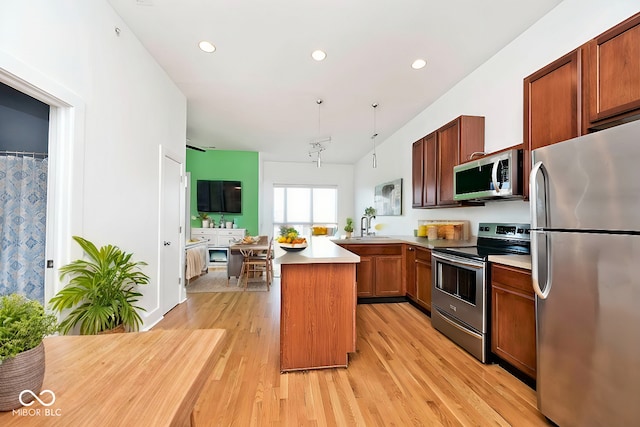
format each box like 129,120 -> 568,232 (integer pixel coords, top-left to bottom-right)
240,236 -> 273,291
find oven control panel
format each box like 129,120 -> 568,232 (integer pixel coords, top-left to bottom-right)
477,223 -> 530,241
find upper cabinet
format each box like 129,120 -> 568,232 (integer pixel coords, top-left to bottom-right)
523,12 -> 640,200
437,116 -> 484,206
412,116 -> 484,208
523,49 -> 582,199
584,12 -> 640,130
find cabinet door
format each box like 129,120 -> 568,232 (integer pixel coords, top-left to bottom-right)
412,138 -> 424,207
524,49 -> 581,200
405,246 -> 416,298
415,248 -> 432,311
585,12 -> 640,128
374,255 -> 403,296
491,264 -> 536,379
436,119 -> 460,206
423,132 -> 437,207
458,116 -> 485,163
356,256 -> 374,297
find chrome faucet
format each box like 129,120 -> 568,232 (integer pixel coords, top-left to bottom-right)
360,216 -> 376,237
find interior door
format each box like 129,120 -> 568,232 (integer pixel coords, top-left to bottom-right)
160,151 -> 184,314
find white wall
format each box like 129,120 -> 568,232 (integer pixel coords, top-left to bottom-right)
354,0 -> 639,236
262,161 -> 354,236
0,1 -> 187,328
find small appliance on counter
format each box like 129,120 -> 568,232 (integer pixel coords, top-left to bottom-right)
430,222 -> 530,363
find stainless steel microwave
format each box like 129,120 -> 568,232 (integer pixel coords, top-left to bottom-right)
453,149 -> 523,201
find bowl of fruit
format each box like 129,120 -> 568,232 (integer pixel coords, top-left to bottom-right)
277,227 -> 308,252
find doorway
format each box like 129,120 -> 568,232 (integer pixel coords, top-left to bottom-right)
0,83 -> 50,303
160,148 -> 185,313
0,52 -> 86,305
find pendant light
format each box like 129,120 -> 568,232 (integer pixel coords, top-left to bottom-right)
371,103 -> 379,168
309,99 -> 329,168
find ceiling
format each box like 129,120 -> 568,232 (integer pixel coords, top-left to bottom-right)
108,0 -> 564,164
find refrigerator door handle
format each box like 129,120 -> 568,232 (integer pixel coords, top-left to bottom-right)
531,230 -> 551,299
530,160 -> 551,299
530,161 -> 548,229
491,160 -> 500,193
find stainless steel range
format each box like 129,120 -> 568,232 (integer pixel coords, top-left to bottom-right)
431,222 -> 530,363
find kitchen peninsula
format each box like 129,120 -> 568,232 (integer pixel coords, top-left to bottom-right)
276,238 -> 360,372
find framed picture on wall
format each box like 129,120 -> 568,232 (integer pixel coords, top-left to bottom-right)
374,178 -> 402,216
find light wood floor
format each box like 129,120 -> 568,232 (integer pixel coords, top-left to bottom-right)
154,278 -> 550,426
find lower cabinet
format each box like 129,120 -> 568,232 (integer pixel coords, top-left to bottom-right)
405,245 -> 417,298
491,263 -> 536,379
414,247 -> 432,311
405,245 -> 432,311
338,244 -> 404,297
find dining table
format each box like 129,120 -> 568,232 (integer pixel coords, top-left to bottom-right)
227,235 -> 270,281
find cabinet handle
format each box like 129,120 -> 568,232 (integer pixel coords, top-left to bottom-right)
408,247 -> 414,251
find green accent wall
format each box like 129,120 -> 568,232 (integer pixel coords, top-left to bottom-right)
186,150 -> 259,235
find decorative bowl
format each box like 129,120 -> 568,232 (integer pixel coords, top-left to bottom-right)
279,242 -> 308,252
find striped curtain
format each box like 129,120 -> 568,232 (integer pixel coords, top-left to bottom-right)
0,155 -> 48,303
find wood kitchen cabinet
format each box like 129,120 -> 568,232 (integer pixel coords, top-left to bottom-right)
411,116 -> 483,208
437,116 -> 484,205
412,132 -> 437,208
523,12 -> 640,200
584,12 -> 640,131
338,244 -> 404,298
523,49 -> 582,200
491,263 -> 536,379
405,245 -> 432,311
414,247 -> 432,311
405,245 -> 416,298
412,137 -> 424,208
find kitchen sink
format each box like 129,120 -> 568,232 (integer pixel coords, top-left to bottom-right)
350,236 -> 389,240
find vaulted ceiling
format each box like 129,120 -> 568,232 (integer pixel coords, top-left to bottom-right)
108,0 -> 564,164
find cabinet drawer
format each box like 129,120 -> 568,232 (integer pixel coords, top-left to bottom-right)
491,264 -> 532,295
415,247 -> 431,263
191,228 -> 217,236
219,229 -> 243,237
341,244 -> 402,257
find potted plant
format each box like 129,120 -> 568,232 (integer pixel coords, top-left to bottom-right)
344,218 -> 354,238
0,294 -> 58,411
50,236 -> 150,335
192,212 -> 210,228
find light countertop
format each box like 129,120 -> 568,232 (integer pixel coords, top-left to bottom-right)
186,240 -> 208,249
275,236 -> 360,265
487,254 -> 532,270
276,235 -> 532,270
331,235 -> 478,250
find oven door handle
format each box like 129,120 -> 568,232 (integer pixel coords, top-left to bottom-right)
434,307 -> 483,339
432,252 -> 484,269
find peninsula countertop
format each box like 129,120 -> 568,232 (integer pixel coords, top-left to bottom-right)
331,235 -> 478,250
332,235 -> 532,270
275,236 -> 360,265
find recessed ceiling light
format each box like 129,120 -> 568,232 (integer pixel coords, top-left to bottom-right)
311,50 -> 327,61
198,41 -> 216,53
411,59 -> 427,70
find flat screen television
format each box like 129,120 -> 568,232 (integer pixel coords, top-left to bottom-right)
196,180 -> 242,214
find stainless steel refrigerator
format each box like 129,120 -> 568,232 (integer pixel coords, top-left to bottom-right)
530,119 -> 640,427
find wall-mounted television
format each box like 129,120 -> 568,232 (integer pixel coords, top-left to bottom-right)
196,180 -> 242,214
